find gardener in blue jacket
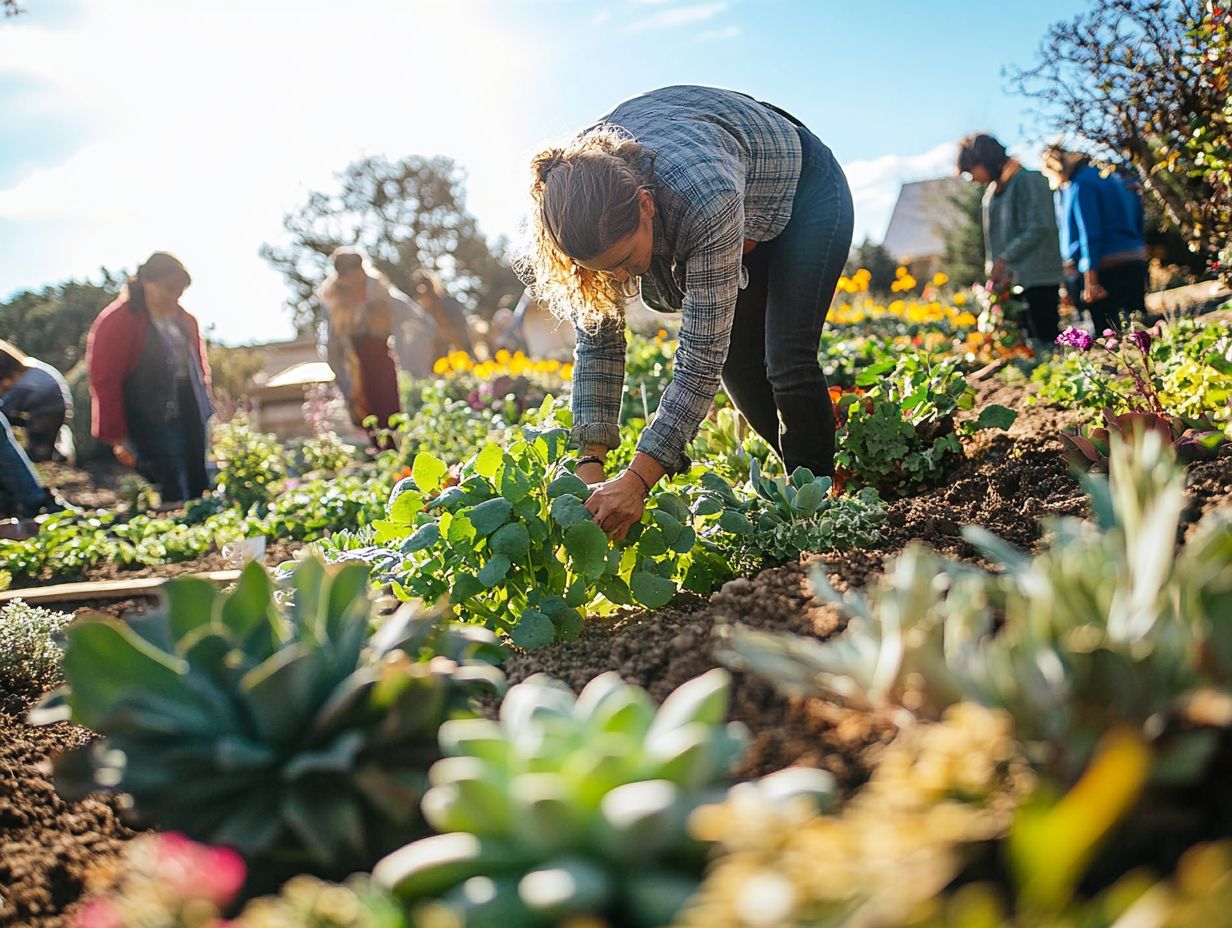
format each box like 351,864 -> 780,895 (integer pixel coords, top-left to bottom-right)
1042,144 -> 1147,335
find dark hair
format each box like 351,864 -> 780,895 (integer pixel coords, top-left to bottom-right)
126,252 -> 191,315
957,133 -> 1009,179
0,339 -> 26,381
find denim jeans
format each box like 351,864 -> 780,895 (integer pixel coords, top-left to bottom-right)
132,381 -> 210,503
722,126 -> 855,477
0,410 -> 46,515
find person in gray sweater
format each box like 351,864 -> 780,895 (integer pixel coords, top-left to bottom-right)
957,133 -> 1064,344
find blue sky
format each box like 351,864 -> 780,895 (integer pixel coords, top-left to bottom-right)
0,0 -> 1086,345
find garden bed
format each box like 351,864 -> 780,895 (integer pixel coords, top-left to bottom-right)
8,367 -> 1231,926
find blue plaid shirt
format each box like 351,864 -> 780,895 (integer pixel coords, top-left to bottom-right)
570,85 -> 804,473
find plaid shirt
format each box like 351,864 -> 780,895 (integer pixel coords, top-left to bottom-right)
570,85 -> 804,473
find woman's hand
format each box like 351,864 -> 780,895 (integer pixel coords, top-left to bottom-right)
1083,281 -> 1108,304
112,443 -> 137,468
584,471 -> 647,541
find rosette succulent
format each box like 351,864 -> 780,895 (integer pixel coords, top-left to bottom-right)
374,669 -> 748,927
32,557 -> 505,884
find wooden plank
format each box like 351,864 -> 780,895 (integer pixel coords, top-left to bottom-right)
0,570 -> 242,607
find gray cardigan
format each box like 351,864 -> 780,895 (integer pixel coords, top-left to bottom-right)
982,167 -> 1063,288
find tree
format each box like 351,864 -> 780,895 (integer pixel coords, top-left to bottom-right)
941,182 -> 987,287
1009,0 -> 1230,276
844,239 -> 899,297
0,274 -> 121,373
260,155 -> 523,333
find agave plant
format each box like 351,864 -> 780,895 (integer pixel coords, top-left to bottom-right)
374,669 -> 750,927
30,558 -> 505,884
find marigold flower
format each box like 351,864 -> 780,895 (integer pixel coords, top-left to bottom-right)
932,272 -> 950,287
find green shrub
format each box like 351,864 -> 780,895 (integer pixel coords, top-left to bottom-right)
213,417 -> 287,512
0,599 -> 73,693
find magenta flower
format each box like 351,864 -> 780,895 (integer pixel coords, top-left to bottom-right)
1127,330 -> 1152,353
1056,327 -> 1094,350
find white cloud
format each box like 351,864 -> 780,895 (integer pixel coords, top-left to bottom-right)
623,2 -> 728,34
0,0 -> 543,344
845,141 -> 958,244
692,24 -> 741,43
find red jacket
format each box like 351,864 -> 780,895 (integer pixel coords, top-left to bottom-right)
86,298 -> 212,444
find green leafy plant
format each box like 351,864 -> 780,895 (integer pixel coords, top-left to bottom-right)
689,407 -> 777,484
324,426 -> 731,649
31,558 -> 505,884
373,669 -> 752,927
0,599 -> 73,694
233,874 -> 406,928
685,462 -> 884,571
834,351 -> 1016,496
1060,408 -> 1226,471
213,417 -> 288,512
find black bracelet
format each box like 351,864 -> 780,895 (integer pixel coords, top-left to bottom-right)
625,467 -> 652,495
576,454 -> 604,468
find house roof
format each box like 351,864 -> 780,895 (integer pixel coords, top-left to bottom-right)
881,177 -> 969,262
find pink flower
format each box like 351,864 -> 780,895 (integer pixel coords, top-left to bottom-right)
1127,330 -> 1152,353
73,899 -> 123,928
155,833 -> 246,908
1055,327 -> 1094,350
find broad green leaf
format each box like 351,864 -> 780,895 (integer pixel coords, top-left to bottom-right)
412,452 -> 448,493
497,458 -> 534,503
452,573 -> 485,604
491,522 -> 531,560
164,576 -> 219,644
565,578 -> 589,607
670,525 -> 697,554
548,474 -> 589,499
651,510 -> 684,546
601,577 -> 633,605
468,498 -> 514,537
511,611 -> 556,650
221,562 -> 278,651
637,526 -> 668,558
478,555 -> 513,588
718,511 -> 755,536
60,620 -> 194,730
473,443 -> 503,479
447,512 -> 476,548
389,488 -> 424,526
402,522 -> 441,554
974,403 -> 1018,431
795,482 -> 826,514
630,571 -> 676,608
550,494 -> 592,529
564,520 -> 608,579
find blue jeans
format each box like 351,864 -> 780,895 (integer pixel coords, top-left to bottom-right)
722,125 -> 855,477
0,410 -> 46,515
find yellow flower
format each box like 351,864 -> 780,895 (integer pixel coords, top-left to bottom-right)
495,348 -> 511,364
955,311 -> 978,327
432,357 -> 450,375
954,292 -> 969,307
560,362 -> 574,380
932,272 -> 950,287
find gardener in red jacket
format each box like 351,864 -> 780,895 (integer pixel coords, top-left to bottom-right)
86,252 -> 215,503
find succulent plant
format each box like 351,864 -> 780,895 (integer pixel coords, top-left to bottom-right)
31,557 -> 505,884
373,669 -> 749,927
719,431 -> 1232,784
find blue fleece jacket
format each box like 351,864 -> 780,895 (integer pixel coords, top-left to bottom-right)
1057,164 -> 1145,273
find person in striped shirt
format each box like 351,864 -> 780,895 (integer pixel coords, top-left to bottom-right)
520,85 -> 853,539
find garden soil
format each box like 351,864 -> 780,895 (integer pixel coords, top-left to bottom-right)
5,376 -> 1232,925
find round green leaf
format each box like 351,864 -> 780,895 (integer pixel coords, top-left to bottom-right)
564,520 -> 608,579
412,452 -> 448,493
548,474 -> 590,499
630,571 -> 676,609
468,498 -> 514,537
550,494 -> 592,530
478,555 -> 513,588
511,611 -> 556,650
490,522 -> 531,560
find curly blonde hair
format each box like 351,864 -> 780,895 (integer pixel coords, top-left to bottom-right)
515,125 -> 654,333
